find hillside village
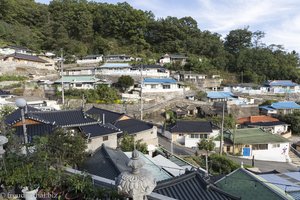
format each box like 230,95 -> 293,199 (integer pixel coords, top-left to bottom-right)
1,44 -> 300,200
1,1 -> 300,200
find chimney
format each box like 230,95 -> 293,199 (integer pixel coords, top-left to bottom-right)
102,113 -> 105,124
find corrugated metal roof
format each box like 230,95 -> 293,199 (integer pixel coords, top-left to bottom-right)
259,105 -> 276,111
216,168 -> 294,200
207,91 -> 234,99
271,101 -> 300,109
144,78 -> 177,84
229,128 -> 289,144
265,80 -> 298,87
100,63 -> 130,68
6,53 -> 47,63
54,76 -> 99,83
124,151 -> 172,181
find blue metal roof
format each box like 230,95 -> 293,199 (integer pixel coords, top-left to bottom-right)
144,78 -> 177,84
265,80 -> 298,87
100,63 -> 130,68
271,101 -> 300,109
207,91 -> 234,99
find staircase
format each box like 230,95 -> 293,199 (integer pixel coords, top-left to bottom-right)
289,147 -> 300,166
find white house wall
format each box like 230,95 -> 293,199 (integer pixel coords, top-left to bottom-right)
97,68 -> 169,77
142,83 -> 185,93
87,134 -> 118,152
134,126 -> 158,146
243,142 -> 290,162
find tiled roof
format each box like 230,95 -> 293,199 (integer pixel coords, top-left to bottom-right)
265,80 -> 298,87
227,128 -> 289,144
79,123 -> 121,138
215,168 -> 294,200
5,108 -> 96,127
0,90 -> 10,96
15,123 -> 55,142
29,110 -> 96,127
237,115 -> 279,124
86,106 -> 124,124
154,170 -> 239,200
246,121 -> 287,127
5,106 -> 40,125
6,53 -> 47,63
80,144 -> 130,180
144,78 -> 177,84
114,118 -> 153,134
170,120 -> 213,133
54,76 -> 99,83
207,91 -> 234,99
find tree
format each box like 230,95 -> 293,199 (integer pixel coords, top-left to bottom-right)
197,138 -> 215,155
116,75 -> 134,92
209,154 -> 239,175
119,133 -> 147,154
224,27 -> 252,55
195,91 -> 206,101
0,105 -> 15,120
279,112 -> 300,134
209,115 -> 236,129
46,128 -> 87,167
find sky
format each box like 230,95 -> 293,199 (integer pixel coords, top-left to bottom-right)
36,0 -> 300,53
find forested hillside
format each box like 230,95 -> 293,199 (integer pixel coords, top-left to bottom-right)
0,0 -> 299,83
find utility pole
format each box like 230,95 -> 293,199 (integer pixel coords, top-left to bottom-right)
140,65 -> 143,120
219,102 -> 225,155
60,49 -> 65,106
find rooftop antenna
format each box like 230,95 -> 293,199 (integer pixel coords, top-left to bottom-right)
60,48 -> 65,106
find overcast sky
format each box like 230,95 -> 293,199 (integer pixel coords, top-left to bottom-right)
36,0 -> 300,53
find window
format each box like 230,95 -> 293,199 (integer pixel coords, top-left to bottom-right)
163,85 -> 171,89
75,83 -> 82,87
226,146 -> 231,152
272,144 -> 280,148
252,144 -> 268,150
103,136 -> 108,141
191,134 -> 199,138
179,134 -> 184,136
151,85 -> 157,89
200,134 -> 207,138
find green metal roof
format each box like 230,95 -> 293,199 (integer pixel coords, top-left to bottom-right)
229,128 -> 289,145
54,76 -> 99,83
215,168 -> 294,200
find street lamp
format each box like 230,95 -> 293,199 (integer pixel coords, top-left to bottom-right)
16,98 -> 28,144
